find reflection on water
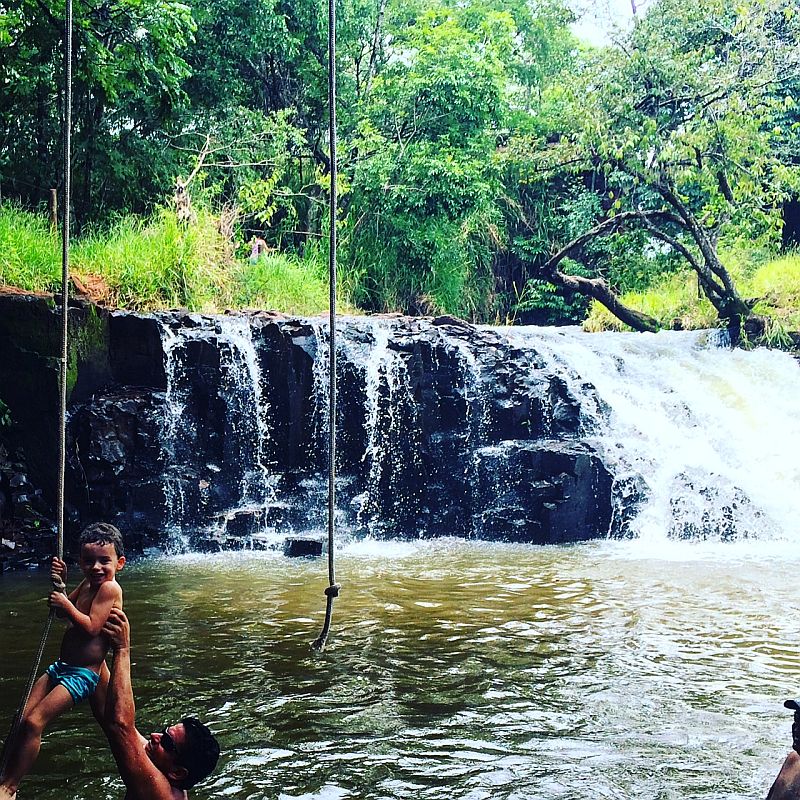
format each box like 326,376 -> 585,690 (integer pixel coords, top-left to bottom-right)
1,539 -> 799,799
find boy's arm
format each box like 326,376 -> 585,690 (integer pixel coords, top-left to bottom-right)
49,581 -> 123,636
102,609 -> 175,800
67,579 -> 84,604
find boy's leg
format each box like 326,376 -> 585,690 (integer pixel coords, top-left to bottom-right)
22,673 -> 53,714
0,673 -> 51,793
0,683 -> 73,795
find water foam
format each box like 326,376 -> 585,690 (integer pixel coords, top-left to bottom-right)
502,327 -> 800,543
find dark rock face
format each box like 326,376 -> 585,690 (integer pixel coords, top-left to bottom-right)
473,440 -> 613,543
0,293 -> 618,554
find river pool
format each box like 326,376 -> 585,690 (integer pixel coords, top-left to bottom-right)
0,537 -> 798,799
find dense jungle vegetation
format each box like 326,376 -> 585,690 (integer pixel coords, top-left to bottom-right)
1,0 -> 799,335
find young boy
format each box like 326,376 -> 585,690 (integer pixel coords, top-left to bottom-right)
0,522 -> 125,799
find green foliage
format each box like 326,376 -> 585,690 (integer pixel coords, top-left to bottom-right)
2,0 -> 799,331
345,140 -> 503,318
502,0 -> 800,329
232,251 -> 338,316
0,0 -> 196,224
0,203 -> 61,291
511,278 -> 590,325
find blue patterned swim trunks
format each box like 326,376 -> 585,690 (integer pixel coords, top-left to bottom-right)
45,660 -> 100,704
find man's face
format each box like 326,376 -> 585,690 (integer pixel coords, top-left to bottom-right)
145,722 -> 188,777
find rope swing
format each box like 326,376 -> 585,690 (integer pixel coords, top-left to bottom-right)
310,0 -> 341,652
0,0 -> 72,775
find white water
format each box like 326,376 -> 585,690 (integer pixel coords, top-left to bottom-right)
504,327 -> 800,545
159,316 -> 276,546
342,318 -> 423,531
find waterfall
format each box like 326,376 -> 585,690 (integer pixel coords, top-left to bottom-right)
340,318 -> 424,535
504,326 -> 800,542
158,315 -> 275,549
139,313 -> 800,547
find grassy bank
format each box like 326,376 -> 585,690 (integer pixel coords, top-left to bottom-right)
3,203 -> 799,342
585,248 -> 800,345
0,203 -> 341,316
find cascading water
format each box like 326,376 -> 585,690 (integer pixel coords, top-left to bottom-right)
505,326 -> 800,542
158,315 -> 276,549
339,319 -> 425,534
214,315 -> 275,528
147,312 -> 800,547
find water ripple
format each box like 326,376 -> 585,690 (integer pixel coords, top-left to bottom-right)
0,540 -> 796,799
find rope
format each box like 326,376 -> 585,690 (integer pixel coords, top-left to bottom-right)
0,0 -> 71,775
311,0 -> 341,652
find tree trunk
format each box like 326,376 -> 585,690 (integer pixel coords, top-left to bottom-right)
553,270 -> 660,332
534,209 -> 673,332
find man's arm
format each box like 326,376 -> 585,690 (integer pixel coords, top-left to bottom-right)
102,609 -> 175,800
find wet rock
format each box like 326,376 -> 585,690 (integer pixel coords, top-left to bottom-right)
473,440 -> 614,543
284,537 -> 324,558
0,294 -> 620,553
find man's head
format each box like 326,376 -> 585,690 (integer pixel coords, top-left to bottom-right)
147,718 -> 221,790
79,522 -> 125,585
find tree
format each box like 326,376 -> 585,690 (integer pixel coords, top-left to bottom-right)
513,0 -> 800,337
0,0 -> 195,226
342,2 -> 510,317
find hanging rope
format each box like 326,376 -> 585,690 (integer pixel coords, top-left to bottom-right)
311,0 -> 341,652
0,0 -> 71,776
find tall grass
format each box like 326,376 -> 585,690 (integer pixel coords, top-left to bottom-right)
0,204 -> 61,291
0,203 -> 339,315
748,253 -> 800,330
73,208 -> 231,311
584,270 -> 720,332
233,248 -> 342,316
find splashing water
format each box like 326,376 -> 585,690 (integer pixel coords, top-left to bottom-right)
503,327 -> 800,544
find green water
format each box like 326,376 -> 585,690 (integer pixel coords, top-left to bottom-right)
1,538 -> 798,799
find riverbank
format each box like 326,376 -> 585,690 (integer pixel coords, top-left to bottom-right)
0,203 -> 340,316
3,203 -> 800,345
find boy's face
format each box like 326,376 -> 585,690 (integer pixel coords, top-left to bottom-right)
79,541 -> 125,587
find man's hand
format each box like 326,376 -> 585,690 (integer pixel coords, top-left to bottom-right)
103,608 -> 131,652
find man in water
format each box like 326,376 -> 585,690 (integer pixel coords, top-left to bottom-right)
766,702 -> 800,799
102,608 -> 220,799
